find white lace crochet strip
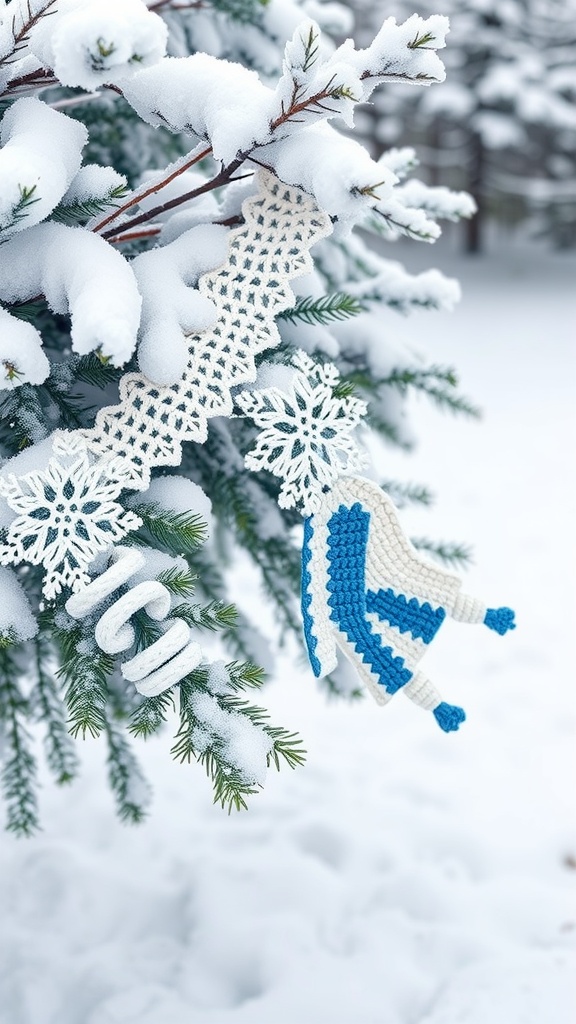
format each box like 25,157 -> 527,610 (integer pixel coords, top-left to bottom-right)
82,172 -> 332,490
65,546 -> 202,697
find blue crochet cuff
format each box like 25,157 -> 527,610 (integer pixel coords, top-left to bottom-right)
433,702 -> 466,732
484,607 -> 516,635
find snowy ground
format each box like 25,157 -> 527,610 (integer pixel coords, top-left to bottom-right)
1,237 -> 575,1024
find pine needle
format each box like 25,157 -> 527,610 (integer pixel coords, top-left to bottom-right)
129,501 -> 208,556
277,292 -> 364,326
411,537 -> 473,569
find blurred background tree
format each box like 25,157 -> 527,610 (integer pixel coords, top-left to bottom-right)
353,0 -> 576,252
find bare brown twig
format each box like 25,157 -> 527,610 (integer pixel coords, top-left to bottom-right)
102,162 -> 252,240
0,0 -> 58,70
3,68 -> 58,96
93,145 -> 213,234
101,79 -> 347,240
110,227 -> 162,245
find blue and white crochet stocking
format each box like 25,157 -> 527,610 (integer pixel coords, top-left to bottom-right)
302,476 -> 515,731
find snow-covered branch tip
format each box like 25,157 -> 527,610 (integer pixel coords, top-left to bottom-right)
0,98 -> 86,240
122,14 -> 448,159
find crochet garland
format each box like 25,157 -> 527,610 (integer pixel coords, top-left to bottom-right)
0,170 -> 515,724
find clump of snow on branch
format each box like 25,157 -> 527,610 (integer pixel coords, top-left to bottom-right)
60,164 -> 127,208
0,98 -> 86,239
127,474 -> 214,539
28,0 -> 168,89
206,661 -> 232,696
331,14 -> 449,89
378,146 -> 420,179
261,123 -> 398,225
122,54 -> 276,164
345,261 -> 461,315
132,224 -> 228,384
0,223 -> 142,365
122,15 -> 450,192
393,179 -> 477,223
0,307 -> 49,389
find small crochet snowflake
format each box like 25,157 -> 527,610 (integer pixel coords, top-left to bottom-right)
0,434 -> 142,599
236,351 -> 368,515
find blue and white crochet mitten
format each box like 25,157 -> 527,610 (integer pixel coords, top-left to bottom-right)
302,476 -> 516,731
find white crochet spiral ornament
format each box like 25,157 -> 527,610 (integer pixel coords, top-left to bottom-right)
0,170 -> 515,718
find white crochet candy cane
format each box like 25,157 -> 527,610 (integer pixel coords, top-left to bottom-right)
65,546 -> 202,697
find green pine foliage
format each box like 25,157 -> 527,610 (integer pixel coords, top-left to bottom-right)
344,364 -> 480,421
0,506 -> 305,834
128,502 -> 208,555
278,293 -> 365,326
0,184 -> 40,241
411,537 -> 473,569
51,183 -> 129,225
30,633 -> 79,785
172,673 -> 305,813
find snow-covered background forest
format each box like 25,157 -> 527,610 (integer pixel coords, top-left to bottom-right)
0,0 -> 575,1021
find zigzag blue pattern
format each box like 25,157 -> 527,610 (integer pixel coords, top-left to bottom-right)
366,588 -> 446,644
326,503 -> 412,694
301,516 -> 322,677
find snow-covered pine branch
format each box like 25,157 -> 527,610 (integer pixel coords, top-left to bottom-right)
26,0 -> 168,89
0,222 -> 142,366
118,14 -> 449,223
344,261 -> 461,315
0,0 -> 482,829
0,97 -> 86,239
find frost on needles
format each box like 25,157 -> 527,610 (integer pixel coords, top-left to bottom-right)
0,0 -> 478,834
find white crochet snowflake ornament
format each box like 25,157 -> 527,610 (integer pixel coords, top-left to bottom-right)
0,434 -> 141,599
236,351 -> 369,516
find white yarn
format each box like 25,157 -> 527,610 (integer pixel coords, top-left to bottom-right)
304,476 -> 483,710
65,546 -> 202,698
95,580 -> 171,654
